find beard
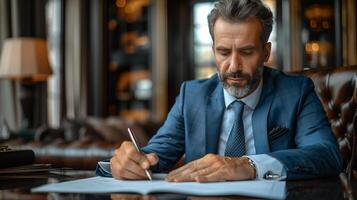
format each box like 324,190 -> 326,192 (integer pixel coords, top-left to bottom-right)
219,67 -> 263,98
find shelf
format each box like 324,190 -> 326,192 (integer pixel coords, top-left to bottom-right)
107,0 -> 152,120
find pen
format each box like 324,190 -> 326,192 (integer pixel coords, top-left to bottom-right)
127,128 -> 153,181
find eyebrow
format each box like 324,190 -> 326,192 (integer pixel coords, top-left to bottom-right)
236,45 -> 256,51
215,47 -> 229,51
215,45 -> 256,51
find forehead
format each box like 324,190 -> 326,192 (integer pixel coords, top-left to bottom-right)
213,17 -> 262,46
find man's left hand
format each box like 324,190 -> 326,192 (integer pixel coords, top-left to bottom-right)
165,154 -> 256,182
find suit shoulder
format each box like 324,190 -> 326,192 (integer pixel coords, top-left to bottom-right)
266,67 -> 313,91
183,74 -> 220,93
267,67 -> 308,81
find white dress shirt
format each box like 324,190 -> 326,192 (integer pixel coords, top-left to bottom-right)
218,78 -> 286,180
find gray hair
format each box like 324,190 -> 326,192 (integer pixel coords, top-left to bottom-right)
207,0 -> 273,44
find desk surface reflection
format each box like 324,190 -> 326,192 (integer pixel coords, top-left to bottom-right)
0,170 -> 355,200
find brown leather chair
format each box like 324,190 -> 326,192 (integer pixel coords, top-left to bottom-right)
0,117 -> 159,170
300,65 -> 357,179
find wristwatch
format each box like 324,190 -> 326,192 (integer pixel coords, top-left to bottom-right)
246,157 -> 257,179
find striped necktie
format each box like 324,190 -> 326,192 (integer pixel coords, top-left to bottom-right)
225,101 -> 246,157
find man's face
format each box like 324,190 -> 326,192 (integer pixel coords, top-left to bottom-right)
213,17 -> 271,98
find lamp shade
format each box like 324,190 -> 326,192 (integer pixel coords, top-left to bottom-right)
0,38 -> 52,81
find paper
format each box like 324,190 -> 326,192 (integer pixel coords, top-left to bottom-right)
32,174 -> 286,199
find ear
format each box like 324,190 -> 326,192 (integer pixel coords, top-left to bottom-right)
263,42 -> 271,62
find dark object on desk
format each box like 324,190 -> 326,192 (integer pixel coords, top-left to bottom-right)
0,164 -> 64,175
0,146 -> 35,168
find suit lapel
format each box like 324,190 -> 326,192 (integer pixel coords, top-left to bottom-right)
203,68 -> 275,155
252,67 -> 275,154
205,79 -> 225,154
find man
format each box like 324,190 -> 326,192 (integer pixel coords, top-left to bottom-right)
99,0 -> 342,182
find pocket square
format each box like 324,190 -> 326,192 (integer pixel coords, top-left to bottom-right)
268,126 -> 289,141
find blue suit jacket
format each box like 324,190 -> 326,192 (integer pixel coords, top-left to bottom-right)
140,67 -> 342,180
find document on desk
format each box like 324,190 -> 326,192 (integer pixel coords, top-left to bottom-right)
32,174 -> 286,199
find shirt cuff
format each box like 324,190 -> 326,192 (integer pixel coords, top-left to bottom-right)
246,154 -> 287,180
96,161 -> 112,177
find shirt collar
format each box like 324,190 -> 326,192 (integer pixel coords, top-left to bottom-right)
223,77 -> 263,110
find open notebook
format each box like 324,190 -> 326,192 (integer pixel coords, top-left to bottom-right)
32,174 -> 286,199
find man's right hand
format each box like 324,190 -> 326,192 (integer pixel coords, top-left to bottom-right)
110,141 -> 158,180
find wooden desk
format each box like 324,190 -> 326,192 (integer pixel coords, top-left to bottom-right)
0,170 -> 355,199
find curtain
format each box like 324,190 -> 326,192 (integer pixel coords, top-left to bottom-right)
1,0 -> 91,130
0,0 -> 21,130
0,0 -> 47,130
46,0 -> 63,128
64,0 -> 88,119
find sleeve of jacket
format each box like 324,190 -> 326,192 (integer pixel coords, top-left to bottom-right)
141,82 -> 187,172
268,78 -> 342,180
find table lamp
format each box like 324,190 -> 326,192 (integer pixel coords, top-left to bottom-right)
0,38 -> 52,129
0,38 -> 52,81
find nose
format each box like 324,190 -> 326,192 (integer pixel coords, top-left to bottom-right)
229,52 -> 242,72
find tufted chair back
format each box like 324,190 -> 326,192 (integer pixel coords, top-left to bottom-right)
300,65 -> 357,177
